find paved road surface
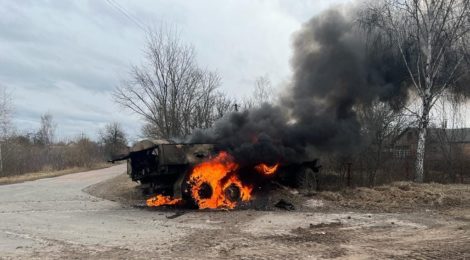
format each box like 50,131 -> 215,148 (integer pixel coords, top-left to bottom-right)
1,165 -> 468,259
0,165 -> 199,258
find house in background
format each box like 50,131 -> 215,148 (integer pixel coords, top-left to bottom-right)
388,127 -> 470,182
390,127 -> 470,160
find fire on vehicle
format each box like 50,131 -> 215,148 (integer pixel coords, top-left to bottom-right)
111,139 -> 320,209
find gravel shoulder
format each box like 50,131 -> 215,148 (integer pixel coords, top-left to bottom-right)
1,166 -> 469,259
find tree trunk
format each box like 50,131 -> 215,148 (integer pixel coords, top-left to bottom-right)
369,142 -> 382,187
415,23 -> 433,183
415,96 -> 431,183
414,126 -> 427,182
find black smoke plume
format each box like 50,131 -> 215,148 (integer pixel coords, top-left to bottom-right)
190,5 -> 409,166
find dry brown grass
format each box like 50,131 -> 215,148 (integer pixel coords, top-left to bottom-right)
319,181 -> 470,212
0,163 -> 112,185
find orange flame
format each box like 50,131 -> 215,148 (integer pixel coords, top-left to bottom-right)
146,151 -> 281,209
189,152 -> 252,209
255,163 -> 279,175
146,195 -> 182,207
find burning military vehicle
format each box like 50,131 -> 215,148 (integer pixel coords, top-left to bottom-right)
111,139 -> 320,209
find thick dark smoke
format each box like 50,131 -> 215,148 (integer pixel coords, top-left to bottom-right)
190,5 -> 409,166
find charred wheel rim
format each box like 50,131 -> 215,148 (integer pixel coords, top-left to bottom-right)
197,182 -> 213,199
224,184 -> 241,202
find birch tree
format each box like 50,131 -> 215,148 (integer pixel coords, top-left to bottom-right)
363,0 -> 470,182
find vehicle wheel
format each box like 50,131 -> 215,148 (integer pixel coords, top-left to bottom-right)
224,184 -> 241,202
197,182 -> 213,199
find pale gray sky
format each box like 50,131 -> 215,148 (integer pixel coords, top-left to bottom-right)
0,0 -> 348,141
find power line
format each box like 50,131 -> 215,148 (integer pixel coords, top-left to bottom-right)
106,0 -> 147,31
105,0 -> 148,33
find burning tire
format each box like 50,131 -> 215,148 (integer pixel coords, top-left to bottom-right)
224,184 -> 241,202
197,182 -> 213,199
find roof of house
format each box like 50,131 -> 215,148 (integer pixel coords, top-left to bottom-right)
395,127 -> 470,144
430,128 -> 470,143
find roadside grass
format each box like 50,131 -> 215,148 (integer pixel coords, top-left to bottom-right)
0,163 -> 113,185
318,181 -> 470,212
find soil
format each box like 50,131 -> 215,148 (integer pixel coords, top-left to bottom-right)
83,172 -> 145,206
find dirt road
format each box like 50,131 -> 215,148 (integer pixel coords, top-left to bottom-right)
1,165 -> 469,259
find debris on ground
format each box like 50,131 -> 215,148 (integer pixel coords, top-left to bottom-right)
275,199 -> 295,211
309,222 -> 342,229
166,211 -> 186,219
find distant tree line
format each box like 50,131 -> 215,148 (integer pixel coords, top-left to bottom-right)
0,89 -> 128,177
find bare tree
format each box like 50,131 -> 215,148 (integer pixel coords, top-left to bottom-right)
191,72 -> 222,130
99,122 -> 128,160
253,76 -> 274,104
434,91 -> 468,181
114,28 -> 226,139
0,87 -> 13,175
0,87 -> 13,139
357,101 -> 408,185
242,75 -> 275,110
213,92 -> 234,119
364,0 -> 470,182
35,113 -> 56,146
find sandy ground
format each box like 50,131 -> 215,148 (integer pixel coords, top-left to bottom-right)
0,165 -> 469,259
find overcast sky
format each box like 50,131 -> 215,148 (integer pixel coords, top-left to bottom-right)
0,0 -> 349,142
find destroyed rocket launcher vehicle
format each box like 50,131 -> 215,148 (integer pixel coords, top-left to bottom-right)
111,139 -> 321,207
